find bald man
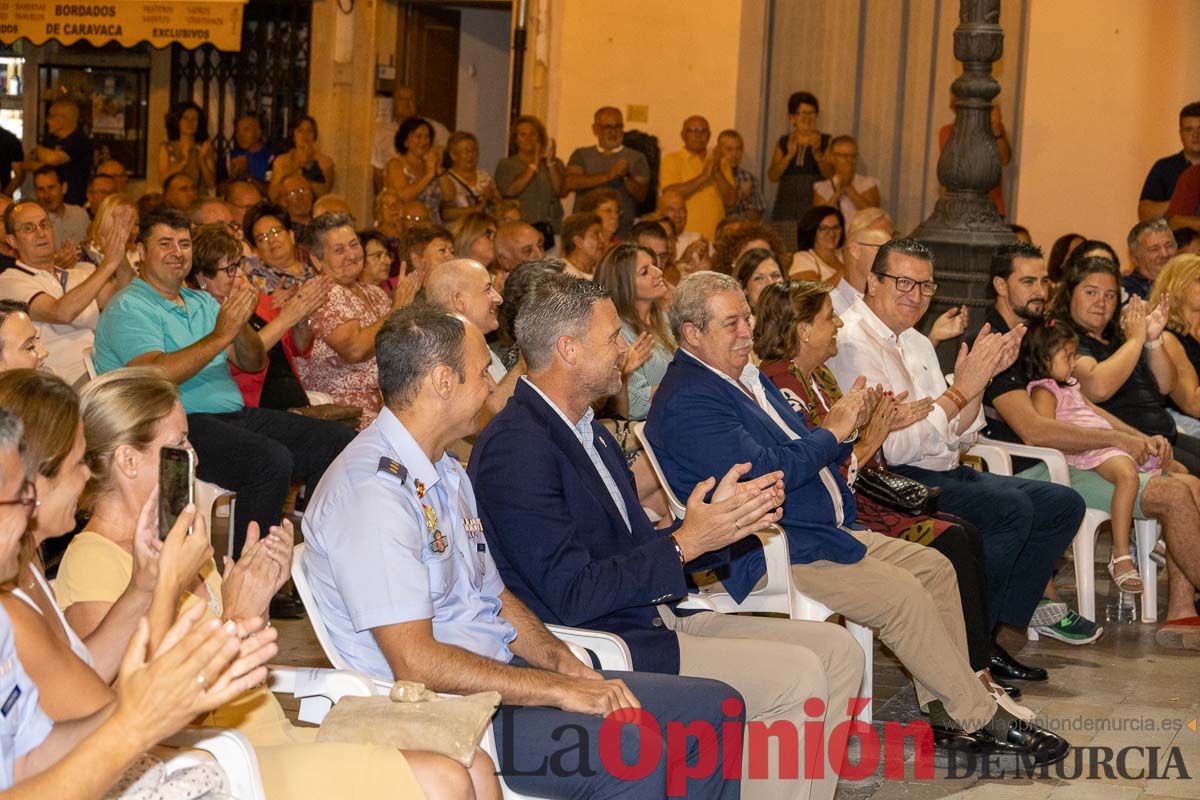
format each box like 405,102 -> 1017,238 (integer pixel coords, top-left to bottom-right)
425,258 -> 525,423
493,221 -> 545,273
24,99 -> 93,206
659,115 -> 731,240
312,194 -> 354,221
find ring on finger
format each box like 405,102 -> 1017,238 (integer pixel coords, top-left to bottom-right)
197,673 -> 207,688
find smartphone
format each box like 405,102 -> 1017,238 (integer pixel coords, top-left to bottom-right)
159,446 -> 195,539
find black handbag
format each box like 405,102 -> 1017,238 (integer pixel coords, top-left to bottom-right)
854,466 -> 940,516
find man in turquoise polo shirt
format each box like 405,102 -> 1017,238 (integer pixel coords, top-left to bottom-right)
94,208 -> 355,557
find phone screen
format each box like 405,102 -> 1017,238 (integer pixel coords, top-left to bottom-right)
159,446 -> 195,539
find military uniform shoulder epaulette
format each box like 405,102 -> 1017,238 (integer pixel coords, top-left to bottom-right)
377,457 -> 408,484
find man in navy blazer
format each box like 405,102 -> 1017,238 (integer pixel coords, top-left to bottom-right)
471,273 -> 866,800
645,271 -> 1070,765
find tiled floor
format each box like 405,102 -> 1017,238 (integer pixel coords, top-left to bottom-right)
273,549 -> 1199,798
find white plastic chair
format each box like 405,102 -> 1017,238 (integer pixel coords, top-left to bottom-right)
967,436 -> 1161,626
633,422 -> 875,723
194,480 -> 238,560
82,346 -> 98,381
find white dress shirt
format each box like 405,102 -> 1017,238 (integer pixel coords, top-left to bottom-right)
829,277 -> 862,316
827,297 -> 982,471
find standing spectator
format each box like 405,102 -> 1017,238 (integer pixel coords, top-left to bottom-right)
297,213 -> 410,427
384,118 -> 443,225
565,107 -> 650,238
767,91 -> 830,222
449,211 -> 498,267
276,173 -> 315,233
789,205 -> 845,282
270,115 -> 335,200
1124,218 -> 1178,299
438,131 -> 496,222
23,99 -> 93,206
84,174 -> 118,216
561,212 -> 604,280
161,172 -> 197,212
93,158 -> 129,194
1139,101 -> 1200,222
813,135 -> 881,226
0,125 -> 23,197
227,113 -> 275,183
371,85 -> 450,191
33,166 -> 89,247
1166,162 -> 1200,232
0,200 -> 133,385
659,115 -> 729,241
495,114 -> 565,235
717,129 -> 764,222
157,101 -> 215,197
939,101 -> 1012,217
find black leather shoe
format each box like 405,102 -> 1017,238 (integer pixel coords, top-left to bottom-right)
966,719 -> 1070,765
995,679 -> 1022,699
929,724 -> 984,754
990,645 -> 1048,682
269,592 -> 306,620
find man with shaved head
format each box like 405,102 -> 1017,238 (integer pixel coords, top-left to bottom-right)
493,220 -> 545,274
24,99 -> 93,206
425,257 -> 524,422
659,115 -> 732,240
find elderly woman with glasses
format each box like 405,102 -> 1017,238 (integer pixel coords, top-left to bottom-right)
191,224 -> 330,410
243,202 -> 313,294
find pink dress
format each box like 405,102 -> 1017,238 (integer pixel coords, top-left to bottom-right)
296,282 -> 390,429
1027,378 -> 1161,472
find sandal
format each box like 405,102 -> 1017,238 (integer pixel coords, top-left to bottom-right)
1108,554 -> 1144,594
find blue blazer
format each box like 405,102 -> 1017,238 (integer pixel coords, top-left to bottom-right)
645,350 -> 867,602
469,380 -> 719,674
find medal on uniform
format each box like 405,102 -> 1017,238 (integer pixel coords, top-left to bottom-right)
420,499 -> 447,554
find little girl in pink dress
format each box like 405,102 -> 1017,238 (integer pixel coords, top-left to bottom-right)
1022,321 -> 1181,593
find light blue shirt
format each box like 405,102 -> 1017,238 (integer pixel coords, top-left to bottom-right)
0,605 -> 52,790
93,278 -> 244,414
302,407 -> 516,677
522,377 -> 630,531
620,321 -> 674,421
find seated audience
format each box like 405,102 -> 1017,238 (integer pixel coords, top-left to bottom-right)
162,173 -> 198,212
789,204 -> 845,281
660,115 -> 728,241
1124,218 -> 1178,298
82,193 -> 140,279
400,222 -> 456,284
577,187 -> 622,246
84,174 -> 118,215
296,214 -> 410,427
767,90 -> 831,222
493,220 -> 546,288
244,202 -> 313,293
494,258 -> 566,367
0,194 -> 15,271
227,113 -> 275,183
594,243 -> 674,421
753,280 -> 1007,696
33,165 -> 88,247
560,211 -> 604,279
494,114 -> 565,235
302,304 -> 743,799
632,219 -> 674,275
276,173 -> 315,233
1175,226 -> 1200,255
735,247 -> 785,309
659,185 -> 703,261
1051,255 -> 1200,474
49,367 -> 492,799
813,136 -> 881,226
92,208 -> 356,555
716,129 -> 765,222
1010,223 -> 1033,244
224,179 -> 265,228
0,200 -> 134,386
709,221 -> 787,275
470,273 -> 863,800
646,271 -> 1067,761
1138,102 -> 1200,222
192,224 -> 329,410
385,117 -> 444,225
94,159 -> 130,195
0,301 -> 45,371
158,101 -> 216,196
312,194 -> 354,221
565,107 -> 650,238
1150,254 -> 1200,435
448,211 -> 498,267
359,228 -> 412,300
828,239 -> 1091,645
269,115 -> 335,199
439,131 -> 496,222
1047,232 -> 1085,284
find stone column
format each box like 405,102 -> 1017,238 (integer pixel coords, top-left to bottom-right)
913,0 -> 1014,341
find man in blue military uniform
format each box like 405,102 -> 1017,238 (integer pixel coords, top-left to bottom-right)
302,306 -> 745,799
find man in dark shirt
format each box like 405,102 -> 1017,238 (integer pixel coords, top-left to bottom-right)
23,99 -> 93,206
0,125 -> 22,197
1122,218 -> 1178,300
1138,101 -> 1200,222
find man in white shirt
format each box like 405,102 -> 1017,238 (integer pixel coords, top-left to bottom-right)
828,238 -> 1093,665
812,136 -> 881,227
0,200 -> 133,385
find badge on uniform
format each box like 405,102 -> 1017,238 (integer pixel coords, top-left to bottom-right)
420,499 -> 447,554
1,685 -> 20,717
377,457 -> 408,483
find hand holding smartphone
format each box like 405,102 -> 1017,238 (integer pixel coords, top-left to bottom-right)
159,446 -> 195,539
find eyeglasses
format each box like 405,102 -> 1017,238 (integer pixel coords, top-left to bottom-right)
400,215 -> 427,223
284,187 -> 311,199
483,229 -> 497,240
13,220 -> 52,235
254,226 -> 286,244
365,249 -> 391,262
876,273 -> 938,297
216,263 -> 240,278
0,480 -> 38,518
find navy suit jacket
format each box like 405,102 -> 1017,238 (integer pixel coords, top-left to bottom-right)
645,350 -> 867,602
469,380 -> 719,674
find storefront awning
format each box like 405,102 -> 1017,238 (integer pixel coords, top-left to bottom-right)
0,0 -> 247,51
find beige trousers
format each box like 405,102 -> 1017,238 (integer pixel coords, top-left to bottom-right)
662,608 -> 864,800
787,528 -> 996,730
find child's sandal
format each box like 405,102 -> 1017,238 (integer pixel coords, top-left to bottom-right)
1108,554 -> 1144,594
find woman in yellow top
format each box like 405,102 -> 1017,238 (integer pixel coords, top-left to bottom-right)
5,368 -> 497,800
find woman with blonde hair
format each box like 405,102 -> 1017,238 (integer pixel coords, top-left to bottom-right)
83,193 -> 140,277
49,366 -> 499,800
1149,253 -> 1200,436
449,210 -> 498,266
